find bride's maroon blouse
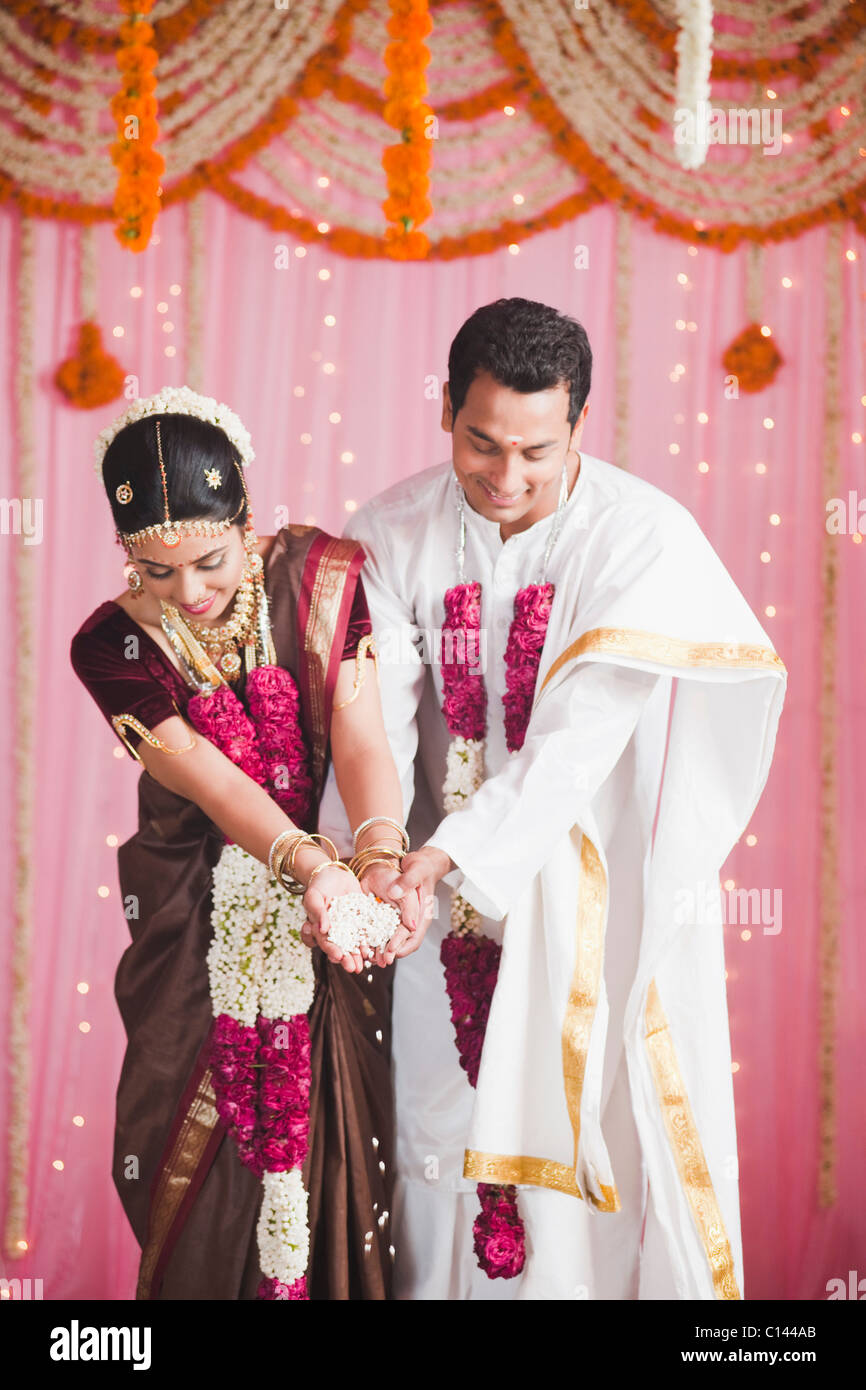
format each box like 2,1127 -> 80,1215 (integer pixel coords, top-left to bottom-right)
68,524 -> 394,1301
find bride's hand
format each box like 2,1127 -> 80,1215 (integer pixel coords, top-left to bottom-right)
301,864 -> 365,974
356,861 -> 422,968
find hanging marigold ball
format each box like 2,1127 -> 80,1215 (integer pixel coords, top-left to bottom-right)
54,322 -> 126,409
721,322 -> 784,394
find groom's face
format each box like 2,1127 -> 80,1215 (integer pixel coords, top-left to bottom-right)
443,370 -> 588,537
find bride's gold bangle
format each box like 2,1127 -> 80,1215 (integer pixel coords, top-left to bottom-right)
305,859 -> 355,891
306,833 -> 339,862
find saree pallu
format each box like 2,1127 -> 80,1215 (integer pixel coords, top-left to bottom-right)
113,526 -> 394,1299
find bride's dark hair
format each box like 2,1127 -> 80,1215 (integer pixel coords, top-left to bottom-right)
102,414 -> 249,540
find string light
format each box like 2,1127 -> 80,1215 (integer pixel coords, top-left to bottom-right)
763,418 -> 775,430
675,319 -> 686,330
740,930 -> 751,942
76,982 -> 89,994
852,433 -> 862,444
169,284 -> 181,296
769,513 -> 781,525
760,325 -> 772,337
318,269 -> 331,281
698,460 -> 709,473
760,551 -> 771,563
156,301 -> 168,313
52,1160 -> 64,1171
755,462 -> 767,474
106,834 -> 118,847
113,747 -> 124,759
746,834 -> 758,846
697,411 -> 709,423
293,386 -> 305,397
676,273 -> 688,285
295,247 -> 307,258
508,244 -> 519,255
329,412 -> 341,423
72,1115 -> 85,1127
324,315 -> 336,326
97,885 -> 110,898
668,443 -> 680,455
322,362 -> 336,374
300,433 -> 312,445
317,222 -> 330,234
162,322 -> 174,333
341,451 -> 354,463
512,193 -> 524,205
503,105 -> 515,115
112,326 -> 124,338
765,605 -> 776,617
165,346 -> 176,358
732,1062 -> 741,1073
78,1022 -> 91,1034
345,499 -> 357,512
317,176 -> 330,188
781,277 -> 793,288
130,286 -> 142,298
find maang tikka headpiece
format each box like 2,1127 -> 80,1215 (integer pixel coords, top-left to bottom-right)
94,385 -> 256,551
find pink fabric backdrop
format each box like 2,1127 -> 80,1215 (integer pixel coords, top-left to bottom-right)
0,194 -> 863,1300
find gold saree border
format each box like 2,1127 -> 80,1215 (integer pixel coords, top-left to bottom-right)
538,627 -> 787,700
303,537 -> 361,788
463,1149 -> 619,1210
644,980 -> 741,1300
136,1067 -> 221,1300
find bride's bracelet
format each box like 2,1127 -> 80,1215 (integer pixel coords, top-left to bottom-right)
352,816 -> 409,854
273,832 -> 339,895
350,844 -> 404,878
305,858 -> 356,892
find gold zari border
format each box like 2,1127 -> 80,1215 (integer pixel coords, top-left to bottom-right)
136,1067 -> 220,1300
304,538 -> 361,788
645,980 -> 741,1300
464,1149 -> 619,1211
538,627 -> 786,699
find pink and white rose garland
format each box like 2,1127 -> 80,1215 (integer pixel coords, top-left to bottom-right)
186,663 -> 315,1301
439,578 -> 555,1280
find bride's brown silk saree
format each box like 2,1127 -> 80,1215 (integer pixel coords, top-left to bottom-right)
70,526 -> 394,1299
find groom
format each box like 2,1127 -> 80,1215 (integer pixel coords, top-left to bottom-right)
319,297 -> 786,1300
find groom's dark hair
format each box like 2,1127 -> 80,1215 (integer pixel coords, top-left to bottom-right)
447,297 -> 592,429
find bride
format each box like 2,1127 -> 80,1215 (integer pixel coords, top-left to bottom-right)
70,387 -> 423,1300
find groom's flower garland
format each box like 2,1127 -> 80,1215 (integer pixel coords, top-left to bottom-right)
186,663 -> 316,1301
439,579 -> 555,1280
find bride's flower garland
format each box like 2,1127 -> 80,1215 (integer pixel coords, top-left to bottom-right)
186,663 -> 316,1301
439,578 -> 555,1280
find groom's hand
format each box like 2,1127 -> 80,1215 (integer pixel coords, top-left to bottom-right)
383,845 -> 452,959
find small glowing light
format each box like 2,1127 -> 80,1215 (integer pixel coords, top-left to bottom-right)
861,396 -> 866,407
169,284 -> 182,296
763,417 -> 774,430
503,105 -> 515,116
113,747 -> 124,759
760,324 -> 772,337
740,929 -> 752,942
79,1021 -> 91,1034
322,362 -> 336,374
16,1240 -> 28,1251
152,235 -> 161,246
300,433 -> 312,444
675,319 -> 686,330
112,326 -> 124,338
860,148 -> 866,158
294,247 -> 307,258
760,551 -> 771,563
668,443 -> 680,455
164,346 -> 176,358
53,1160 -> 64,1171
156,301 -> 168,313
732,1061 -> 741,1073
324,314 -> 336,326
853,433 -> 863,444
378,1160 -> 386,1174
686,321 -> 697,332
755,462 -> 767,474
746,834 -> 758,846
508,243 -> 520,255
676,272 -> 688,285
106,834 -> 118,847
318,269 -> 331,280
329,411 -> 341,423
724,878 -> 735,890
130,286 -> 143,299
781,276 -> 793,288
293,386 -> 305,397
375,1029 -> 383,1042
77,982 -> 89,994
769,513 -> 781,525
345,499 -> 357,512
341,451 -> 354,463
162,321 -> 174,333
687,246 -> 698,257
765,605 -> 776,617
846,249 -> 858,262
512,193 -> 525,205
840,106 -> 850,118
766,89 -> 777,99
317,223 -> 330,235
97,885 -> 110,899
317,175 -> 330,188
853,533 -> 863,545
72,1115 -> 85,1127
674,363 -> 685,374
782,133 -> 793,145
372,1137 -> 379,1150
698,460 -> 709,473
697,411 -> 709,423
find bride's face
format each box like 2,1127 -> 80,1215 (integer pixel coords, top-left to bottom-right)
128,522 -> 247,624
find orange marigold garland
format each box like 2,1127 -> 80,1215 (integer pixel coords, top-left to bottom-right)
382,0 -> 433,260
111,1 -> 164,253
721,323 -> 784,395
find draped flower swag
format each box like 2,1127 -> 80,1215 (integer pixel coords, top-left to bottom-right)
186,663 -> 316,1300
439,579 -> 554,1279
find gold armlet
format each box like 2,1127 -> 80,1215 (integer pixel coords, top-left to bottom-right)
333,634 -> 378,710
111,713 -> 197,762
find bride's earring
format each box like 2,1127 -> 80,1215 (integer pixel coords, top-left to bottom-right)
125,563 -> 144,599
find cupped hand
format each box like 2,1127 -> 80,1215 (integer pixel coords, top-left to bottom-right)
301,863 -> 365,973
356,860 -> 423,968
381,846 -> 450,959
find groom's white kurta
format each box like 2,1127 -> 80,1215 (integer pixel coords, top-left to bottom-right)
318,453 -> 786,1300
